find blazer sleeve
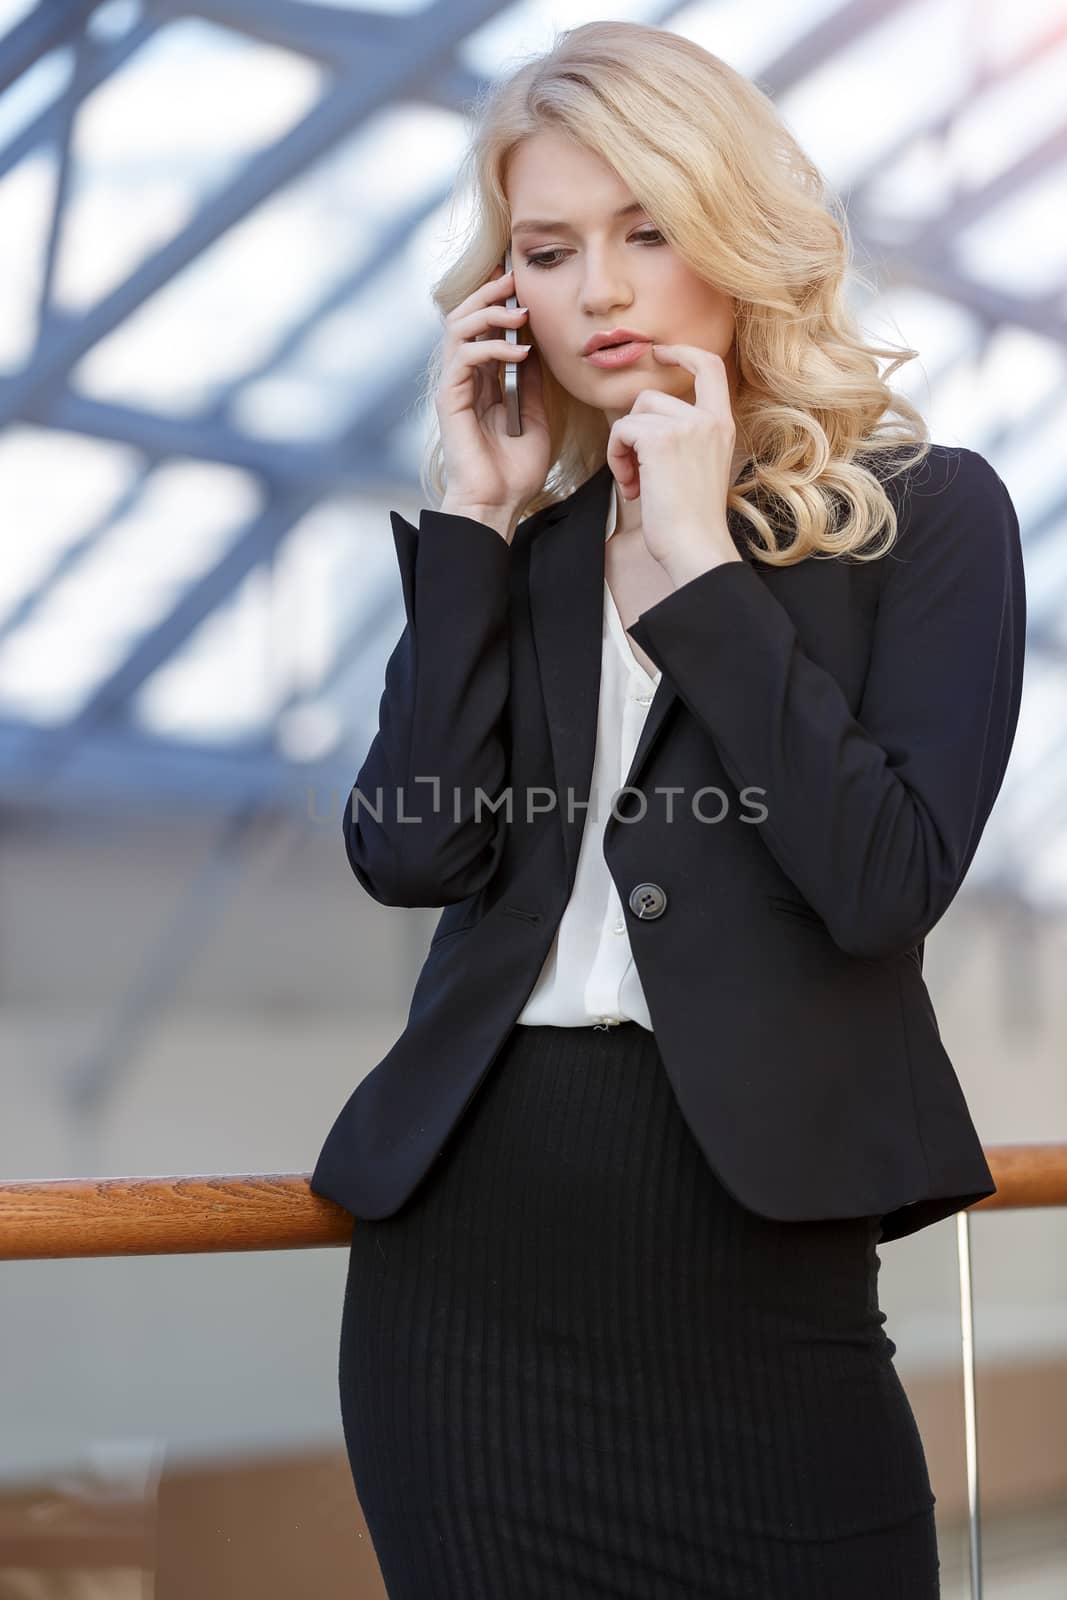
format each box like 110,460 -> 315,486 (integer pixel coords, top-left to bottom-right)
342,508 -> 513,907
625,447 -> 1027,960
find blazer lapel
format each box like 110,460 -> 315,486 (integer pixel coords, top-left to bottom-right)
528,459 -> 759,884
528,463 -> 613,887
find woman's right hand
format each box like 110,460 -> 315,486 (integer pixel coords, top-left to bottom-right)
434,265 -> 551,539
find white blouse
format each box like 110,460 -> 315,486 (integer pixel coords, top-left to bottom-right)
516,479 -> 662,1032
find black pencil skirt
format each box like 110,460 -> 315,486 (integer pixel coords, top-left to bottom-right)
337,1020 -> 940,1598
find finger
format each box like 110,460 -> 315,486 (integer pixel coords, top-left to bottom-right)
626,387 -> 692,416
605,415 -> 647,496
607,414 -> 671,460
447,304 -> 529,347
437,340 -> 530,418
446,339 -> 530,380
654,344 -> 730,415
607,414 -> 677,494
447,269 -> 515,326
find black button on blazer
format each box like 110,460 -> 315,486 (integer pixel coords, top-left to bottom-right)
311,444 -> 1026,1244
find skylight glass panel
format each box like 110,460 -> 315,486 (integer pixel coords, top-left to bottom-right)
974,388 -> 1067,531
70,103 -> 465,418
669,0 -> 844,79
775,0 -> 969,192
858,136 -> 959,230
979,0 -> 1067,59
0,0 -> 37,33
55,17 -> 323,313
288,0 -> 430,14
858,287 -> 978,411
1009,659 -> 1065,769
460,1 -> 670,81
952,168 -> 1067,299
0,153 -> 58,370
913,331 -> 1066,472
0,41 -> 74,148
0,427 -> 139,620
0,460 -> 259,723
228,113 -> 467,440
235,226 -> 444,443
133,564 -> 275,744
1019,524 -> 1067,633
134,491 -> 402,750
945,38 -> 1067,191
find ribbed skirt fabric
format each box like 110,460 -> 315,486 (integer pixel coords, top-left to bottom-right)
338,1020 -> 940,1598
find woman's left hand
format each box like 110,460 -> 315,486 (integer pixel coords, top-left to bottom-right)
606,344 -> 742,587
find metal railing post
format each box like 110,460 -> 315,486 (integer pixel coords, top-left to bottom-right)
956,1207 -> 983,1600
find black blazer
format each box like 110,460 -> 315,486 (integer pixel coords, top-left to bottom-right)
311,444 -> 1026,1244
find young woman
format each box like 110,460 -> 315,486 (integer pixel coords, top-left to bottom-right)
312,21 -> 1026,1598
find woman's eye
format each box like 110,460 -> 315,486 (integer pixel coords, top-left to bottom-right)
524,228 -> 664,270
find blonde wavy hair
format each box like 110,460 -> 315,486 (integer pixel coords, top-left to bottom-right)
417,19 -> 930,565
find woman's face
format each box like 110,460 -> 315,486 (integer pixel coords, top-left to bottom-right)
506,129 -> 738,427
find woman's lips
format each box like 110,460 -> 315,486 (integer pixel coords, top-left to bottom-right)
583,340 -> 652,367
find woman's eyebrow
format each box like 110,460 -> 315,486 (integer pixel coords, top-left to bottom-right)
511,200 -> 646,237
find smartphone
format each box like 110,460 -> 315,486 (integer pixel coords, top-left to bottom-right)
502,244 -> 523,436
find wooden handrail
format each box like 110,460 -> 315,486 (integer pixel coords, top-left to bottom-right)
0,1144 -> 1064,1261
